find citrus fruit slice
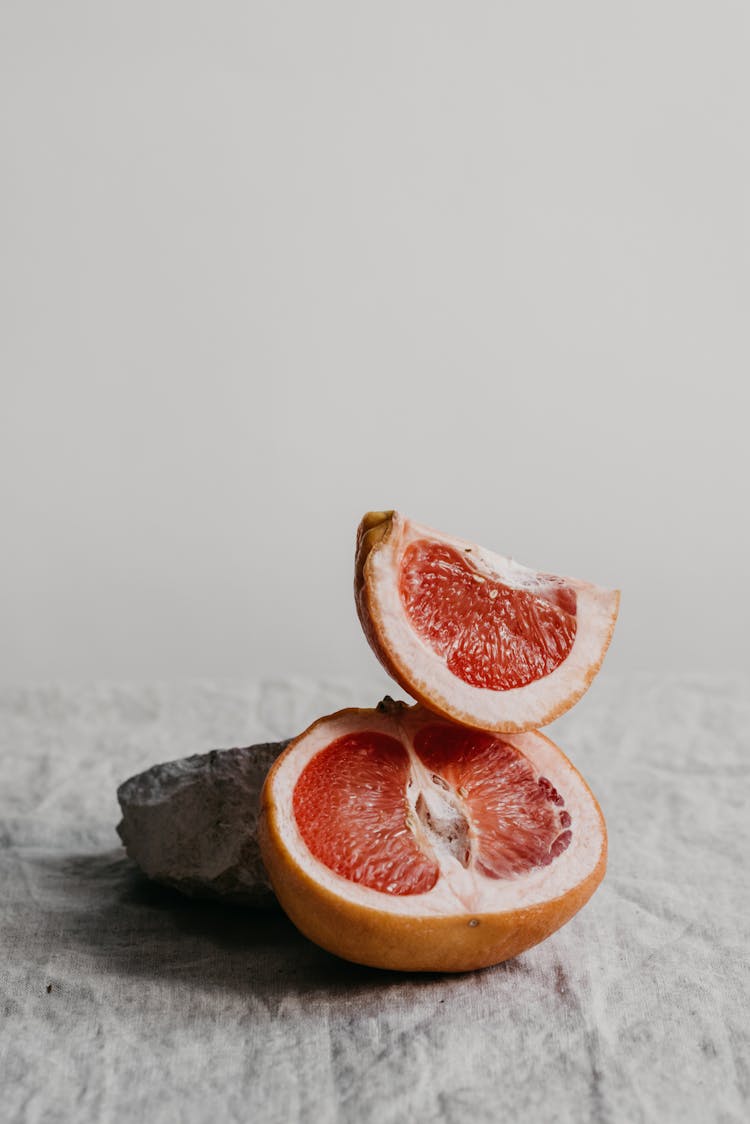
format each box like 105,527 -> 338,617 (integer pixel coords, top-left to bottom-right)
355,511 -> 620,732
259,699 -> 607,972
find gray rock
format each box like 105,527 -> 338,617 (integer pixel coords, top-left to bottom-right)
116,741 -> 288,907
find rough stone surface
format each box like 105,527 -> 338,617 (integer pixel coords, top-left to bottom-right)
117,741 -> 288,907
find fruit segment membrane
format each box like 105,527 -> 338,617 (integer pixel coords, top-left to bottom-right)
292,726 -> 573,896
398,540 -> 577,690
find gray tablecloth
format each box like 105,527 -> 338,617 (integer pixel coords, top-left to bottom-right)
1,677 -> 748,1123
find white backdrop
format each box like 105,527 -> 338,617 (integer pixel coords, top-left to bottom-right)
2,2 -> 747,681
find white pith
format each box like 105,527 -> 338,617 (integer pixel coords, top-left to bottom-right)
368,513 -> 619,730
270,707 -> 606,919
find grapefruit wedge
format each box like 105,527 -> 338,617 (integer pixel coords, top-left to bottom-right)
259,699 -> 607,972
355,511 -> 620,732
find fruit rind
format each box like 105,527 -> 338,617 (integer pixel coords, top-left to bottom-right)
260,814 -> 605,972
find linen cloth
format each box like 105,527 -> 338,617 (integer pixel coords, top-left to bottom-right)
1,676 -> 748,1124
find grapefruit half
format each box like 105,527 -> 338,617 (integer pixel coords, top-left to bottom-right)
259,699 -> 607,972
355,511 -> 620,732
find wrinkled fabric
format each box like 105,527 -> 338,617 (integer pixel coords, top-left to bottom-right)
1,677 -> 748,1123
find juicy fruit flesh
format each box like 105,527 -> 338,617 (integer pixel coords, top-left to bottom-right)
292,732 -> 439,895
293,726 -> 573,896
399,540 -> 578,691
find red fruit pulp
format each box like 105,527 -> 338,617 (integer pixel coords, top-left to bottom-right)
398,540 -> 577,690
293,725 -> 573,895
413,725 -> 572,880
292,733 -> 440,895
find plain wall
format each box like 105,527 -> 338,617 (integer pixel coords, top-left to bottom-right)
2,2 -> 748,682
